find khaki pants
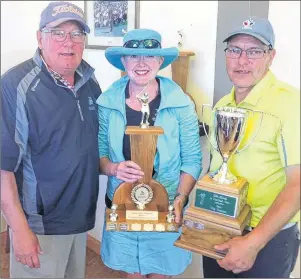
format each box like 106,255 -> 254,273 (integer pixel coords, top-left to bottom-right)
10,231 -> 87,278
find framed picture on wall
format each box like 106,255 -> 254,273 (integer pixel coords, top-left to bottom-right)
84,1 -> 140,49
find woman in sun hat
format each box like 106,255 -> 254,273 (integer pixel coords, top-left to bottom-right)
96,28 -> 202,278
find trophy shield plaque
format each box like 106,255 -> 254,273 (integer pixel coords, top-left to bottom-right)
105,92 -> 179,233
175,106 -> 263,259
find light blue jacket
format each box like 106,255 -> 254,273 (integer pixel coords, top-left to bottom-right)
96,75 -> 202,201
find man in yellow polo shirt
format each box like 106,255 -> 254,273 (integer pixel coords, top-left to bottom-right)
202,16 -> 300,278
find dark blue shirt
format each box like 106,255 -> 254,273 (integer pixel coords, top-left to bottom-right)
1,50 -> 101,235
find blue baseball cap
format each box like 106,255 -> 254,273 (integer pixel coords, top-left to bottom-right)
223,16 -> 275,48
39,1 -> 90,33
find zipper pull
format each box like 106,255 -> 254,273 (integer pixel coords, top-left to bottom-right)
76,99 -> 84,121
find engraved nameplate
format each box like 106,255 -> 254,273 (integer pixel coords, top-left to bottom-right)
183,219 -> 194,228
194,188 -> 238,217
167,224 -> 177,232
155,224 -> 166,232
126,210 -> 159,220
119,223 -> 128,231
131,223 -> 142,231
143,224 -> 154,231
194,222 -> 205,230
106,223 -> 117,231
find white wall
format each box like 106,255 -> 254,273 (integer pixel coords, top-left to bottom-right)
269,1 -> 300,88
269,5 -> 300,278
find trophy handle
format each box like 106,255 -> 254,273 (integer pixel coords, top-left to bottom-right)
201,104 -> 218,152
236,109 -> 264,154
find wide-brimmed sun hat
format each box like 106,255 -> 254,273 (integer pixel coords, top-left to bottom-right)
105,28 -> 179,71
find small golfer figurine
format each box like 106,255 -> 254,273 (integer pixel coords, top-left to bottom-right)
109,204 -> 118,222
137,92 -> 150,128
166,204 -> 175,223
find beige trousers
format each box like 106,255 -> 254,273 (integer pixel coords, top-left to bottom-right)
10,231 -> 87,278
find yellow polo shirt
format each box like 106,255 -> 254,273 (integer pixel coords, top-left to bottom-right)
210,70 -> 300,227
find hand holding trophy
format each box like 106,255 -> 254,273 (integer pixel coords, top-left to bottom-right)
175,105 -> 263,259
105,92 -> 179,233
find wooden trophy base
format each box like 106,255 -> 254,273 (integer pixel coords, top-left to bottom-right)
106,205 -> 179,232
106,179 -> 179,233
174,174 -> 251,259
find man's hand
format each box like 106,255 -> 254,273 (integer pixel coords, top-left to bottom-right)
215,234 -> 261,274
12,229 -> 43,269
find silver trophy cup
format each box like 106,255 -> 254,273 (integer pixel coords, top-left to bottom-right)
202,105 -> 263,184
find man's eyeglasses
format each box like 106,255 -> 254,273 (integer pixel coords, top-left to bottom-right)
224,46 -> 272,59
123,39 -> 161,49
41,29 -> 86,43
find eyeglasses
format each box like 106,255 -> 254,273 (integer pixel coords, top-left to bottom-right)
41,29 -> 86,43
123,39 -> 161,49
224,46 -> 272,59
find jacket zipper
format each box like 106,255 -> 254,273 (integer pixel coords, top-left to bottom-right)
71,89 -> 84,121
76,98 -> 84,121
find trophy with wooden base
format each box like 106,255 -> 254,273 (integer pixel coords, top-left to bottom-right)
105,92 -> 179,233
175,106 -> 263,259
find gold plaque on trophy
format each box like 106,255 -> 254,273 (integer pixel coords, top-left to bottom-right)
105,92 -> 179,232
175,106 -> 263,259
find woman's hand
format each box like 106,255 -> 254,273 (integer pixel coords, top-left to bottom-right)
173,194 -> 188,224
114,161 -> 144,183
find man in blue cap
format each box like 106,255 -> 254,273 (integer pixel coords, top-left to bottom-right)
1,2 -> 101,278
203,16 -> 300,278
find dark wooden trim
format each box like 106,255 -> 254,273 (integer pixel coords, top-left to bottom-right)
1,230 -> 10,253
87,234 -> 101,255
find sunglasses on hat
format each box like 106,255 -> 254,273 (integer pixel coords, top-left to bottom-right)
123,39 -> 161,49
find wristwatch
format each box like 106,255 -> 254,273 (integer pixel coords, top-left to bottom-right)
174,192 -> 189,207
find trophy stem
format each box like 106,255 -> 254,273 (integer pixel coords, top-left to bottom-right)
211,161 -> 237,185
137,202 -> 145,210
126,126 -> 163,184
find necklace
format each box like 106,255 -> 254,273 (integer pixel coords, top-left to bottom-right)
40,55 -> 75,90
128,82 -> 158,103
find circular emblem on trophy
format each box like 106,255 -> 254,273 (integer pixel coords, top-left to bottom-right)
131,183 -> 153,210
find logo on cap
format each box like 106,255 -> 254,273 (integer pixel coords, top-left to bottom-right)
52,4 -> 84,18
242,18 -> 255,29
